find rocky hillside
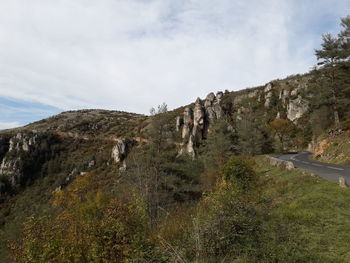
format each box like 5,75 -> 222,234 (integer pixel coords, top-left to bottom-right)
0,71 -> 347,262
0,72 -> 338,198
1,15 -> 349,262
174,73 -> 313,157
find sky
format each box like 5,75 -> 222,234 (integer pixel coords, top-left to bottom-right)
0,0 -> 349,129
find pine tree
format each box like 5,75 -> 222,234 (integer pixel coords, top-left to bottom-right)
315,33 -> 342,127
339,16 -> 350,60
314,16 -> 350,127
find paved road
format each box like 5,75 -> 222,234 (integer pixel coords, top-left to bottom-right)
278,152 -> 350,184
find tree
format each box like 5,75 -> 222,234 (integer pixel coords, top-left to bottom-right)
339,16 -> 350,60
200,119 -> 236,168
236,109 -> 265,156
314,16 -> 350,127
149,103 -> 170,154
268,118 -> 295,152
315,33 -> 342,127
193,157 -> 261,261
199,119 -> 236,191
9,172 -> 162,263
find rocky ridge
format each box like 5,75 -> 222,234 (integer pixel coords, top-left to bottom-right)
175,74 -> 311,157
0,73 -> 314,195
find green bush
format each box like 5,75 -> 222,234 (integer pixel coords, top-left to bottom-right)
221,157 -> 257,191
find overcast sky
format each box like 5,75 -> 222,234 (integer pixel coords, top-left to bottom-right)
0,0 -> 349,129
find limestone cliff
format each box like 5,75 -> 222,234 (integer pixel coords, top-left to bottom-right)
0,133 -> 40,187
175,74 -> 312,157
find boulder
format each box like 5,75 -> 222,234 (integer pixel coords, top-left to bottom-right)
268,157 -> 294,170
339,176 -> 348,188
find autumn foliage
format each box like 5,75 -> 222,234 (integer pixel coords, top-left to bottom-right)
9,173 -> 162,263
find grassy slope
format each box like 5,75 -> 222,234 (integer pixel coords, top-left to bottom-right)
256,156 -> 350,262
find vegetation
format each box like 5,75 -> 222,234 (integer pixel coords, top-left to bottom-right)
268,118 -> 296,152
0,15 -> 350,263
313,15 -> 350,128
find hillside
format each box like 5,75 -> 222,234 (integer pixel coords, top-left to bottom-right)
1,16 -> 350,259
0,67 -> 348,261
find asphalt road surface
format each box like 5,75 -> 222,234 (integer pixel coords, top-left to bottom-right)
278,152 -> 350,184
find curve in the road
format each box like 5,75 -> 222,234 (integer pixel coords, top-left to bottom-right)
278,152 -> 350,184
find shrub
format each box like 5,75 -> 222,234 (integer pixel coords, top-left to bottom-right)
9,173 -> 164,263
221,156 -> 257,191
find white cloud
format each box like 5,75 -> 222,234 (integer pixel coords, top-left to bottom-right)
0,121 -> 21,130
0,0 -> 349,115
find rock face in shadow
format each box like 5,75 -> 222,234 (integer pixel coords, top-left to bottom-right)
0,133 -> 40,187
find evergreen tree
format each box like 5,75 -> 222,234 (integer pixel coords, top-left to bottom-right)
200,118 -> 236,169
236,110 -> 265,156
339,16 -> 350,60
314,16 -> 350,127
315,33 -> 342,127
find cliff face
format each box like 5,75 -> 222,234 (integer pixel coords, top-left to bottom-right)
0,133 -> 36,188
0,132 -> 59,193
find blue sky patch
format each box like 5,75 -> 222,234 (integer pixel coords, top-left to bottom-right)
0,97 -> 61,128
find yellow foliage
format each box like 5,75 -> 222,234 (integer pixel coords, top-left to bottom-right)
10,171 -> 158,263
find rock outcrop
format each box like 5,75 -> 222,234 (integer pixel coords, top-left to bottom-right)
192,98 -> 205,142
0,133 -> 39,187
177,92 -> 224,157
264,83 -> 274,108
279,89 -> 289,104
0,157 -> 23,186
9,133 -> 38,152
287,95 -> 308,122
182,108 -> 193,139
111,139 -> 129,163
111,138 -> 134,167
